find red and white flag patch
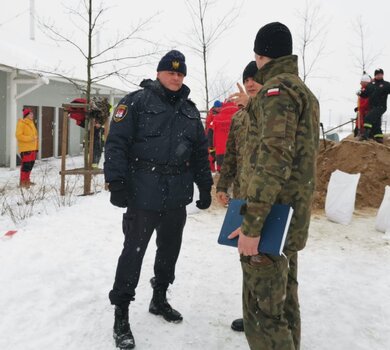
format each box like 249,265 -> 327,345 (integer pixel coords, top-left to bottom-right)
266,88 -> 280,97
113,104 -> 128,122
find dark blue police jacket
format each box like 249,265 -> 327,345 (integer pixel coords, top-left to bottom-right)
104,79 -> 212,211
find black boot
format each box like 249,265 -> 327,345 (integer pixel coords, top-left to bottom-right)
374,136 -> 384,144
357,127 -> 370,141
231,318 -> 244,332
113,305 -> 135,349
149,277 -> 183,323
364,127 -> 372,140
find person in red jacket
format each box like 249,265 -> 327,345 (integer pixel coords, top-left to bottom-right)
355,73 -> 371,137
213,101 -> 239,171
205,100 -> 222,172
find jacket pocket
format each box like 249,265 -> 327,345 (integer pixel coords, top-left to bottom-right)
138,105 -> 167,137
181,104 -> 200,119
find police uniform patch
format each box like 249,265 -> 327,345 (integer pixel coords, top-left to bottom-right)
113,104 -> 128,122
266,88 -> 280,97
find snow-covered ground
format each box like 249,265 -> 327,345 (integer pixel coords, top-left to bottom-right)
1,159 -> 390,350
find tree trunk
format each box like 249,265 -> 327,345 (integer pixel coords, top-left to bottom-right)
83,0 -> 93,195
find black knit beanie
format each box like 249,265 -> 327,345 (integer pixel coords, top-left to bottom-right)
254,22 -> 292,59
157,50 -> 187,76
242,61 -> 258,83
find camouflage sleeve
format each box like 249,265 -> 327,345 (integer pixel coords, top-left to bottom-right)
216,117 -> 238,193
241,87 -> 298,237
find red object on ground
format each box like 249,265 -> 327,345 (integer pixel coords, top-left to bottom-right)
4,230 -> 18,237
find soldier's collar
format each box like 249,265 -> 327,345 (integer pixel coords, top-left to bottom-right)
254,55 -> 298,85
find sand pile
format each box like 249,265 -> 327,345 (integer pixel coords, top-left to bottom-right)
212,135 -> 390,210
313,135 -> 390,209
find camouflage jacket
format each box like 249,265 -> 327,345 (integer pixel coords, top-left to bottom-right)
240,55 -> 320,252
216,108 -> 249,198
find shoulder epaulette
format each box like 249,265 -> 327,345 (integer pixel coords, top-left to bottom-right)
186,99 -> 197,108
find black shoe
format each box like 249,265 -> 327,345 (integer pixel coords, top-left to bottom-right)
113,305 -> 135,349
231,318 -> 244,332
149,278 -> 183,323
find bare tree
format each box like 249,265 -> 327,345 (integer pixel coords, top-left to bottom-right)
38,0 -> 157,194
183,0 -> 240,110
351,16 -> 381,74
296,1 -> 328,83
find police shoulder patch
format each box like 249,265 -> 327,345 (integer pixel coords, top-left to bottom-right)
113,104 -> 128,122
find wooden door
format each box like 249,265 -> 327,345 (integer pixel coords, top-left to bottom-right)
58,108 -> 69,156
41,106 -> 54,159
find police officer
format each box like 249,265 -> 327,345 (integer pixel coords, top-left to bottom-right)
104,50 -> 213,349
359,68 -> 390,143
216,61 -> 262,333
229,23 -> 320,349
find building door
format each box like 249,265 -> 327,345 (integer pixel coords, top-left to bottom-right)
58,108 -> 69,156
41,106 -> 55,159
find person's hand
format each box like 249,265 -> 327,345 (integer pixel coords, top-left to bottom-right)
216,191 -> 229,206
108,181 -> 128,208
229,227 -> 260,256
228,83 -> 249,107
110,191 -> 127,208
196,187 -> 212,209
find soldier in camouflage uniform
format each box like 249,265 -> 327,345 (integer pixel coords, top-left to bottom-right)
216,61 -> 262,333
228,23 -> 320,350
216,61 -> 262,201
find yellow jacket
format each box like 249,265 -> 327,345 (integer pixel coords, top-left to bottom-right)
15,118 -> 39,153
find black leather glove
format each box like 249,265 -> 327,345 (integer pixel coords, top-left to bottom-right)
196,187 -> 212,210
108,181 -> 128,208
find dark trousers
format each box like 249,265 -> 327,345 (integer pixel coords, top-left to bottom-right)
364,106 -> 386,138
109,207 -> 187,307
20,151 -> 37,182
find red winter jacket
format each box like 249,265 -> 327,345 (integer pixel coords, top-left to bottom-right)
213,102 -> 239,156
358,96 -> 369,118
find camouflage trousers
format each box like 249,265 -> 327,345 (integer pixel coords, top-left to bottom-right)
241,252 -> 300,350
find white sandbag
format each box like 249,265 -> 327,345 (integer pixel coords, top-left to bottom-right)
325,170 -> 361,225
375,186 -> 390,233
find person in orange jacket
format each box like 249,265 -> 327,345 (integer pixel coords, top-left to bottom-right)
15,108 -> 39,188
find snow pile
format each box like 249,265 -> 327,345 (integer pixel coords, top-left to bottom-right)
1,157 -> 390,349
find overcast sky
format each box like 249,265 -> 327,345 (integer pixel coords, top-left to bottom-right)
2,0 -> 390,128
